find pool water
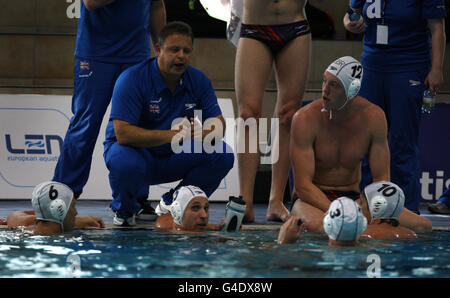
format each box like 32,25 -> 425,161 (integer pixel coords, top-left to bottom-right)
0,228 -> 449,278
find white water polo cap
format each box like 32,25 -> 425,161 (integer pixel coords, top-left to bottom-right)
31,181 -> 74,228
364,181 -> 405,221
323,197 -> 367,241
170,185 -> 208,226
325,56 -> 363,105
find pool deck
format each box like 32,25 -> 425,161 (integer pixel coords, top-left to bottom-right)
0,200 -> 448,231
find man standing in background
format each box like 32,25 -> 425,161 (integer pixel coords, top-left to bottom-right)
235,0 -> 311,223
52,0 -> 166,220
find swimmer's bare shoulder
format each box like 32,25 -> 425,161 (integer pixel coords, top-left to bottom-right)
291,100 -> 322,138
361,223 -> 396,239
361,220 -> 417,239
7,210 -> 36,228
394,225 -> 417,238
356,96 -> 387,128
155,214 -> 174,231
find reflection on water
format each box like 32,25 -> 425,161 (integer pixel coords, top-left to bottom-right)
0,228 -> 448,278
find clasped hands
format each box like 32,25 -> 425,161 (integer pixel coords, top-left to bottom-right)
171,116 -> 204,141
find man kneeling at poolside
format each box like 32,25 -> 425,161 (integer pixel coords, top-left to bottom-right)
290,56 -> 431,233
3,181 -> 104,235
103,21 -> 234,227
155,185 -> 225,232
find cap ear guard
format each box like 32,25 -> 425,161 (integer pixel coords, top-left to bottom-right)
170,189 -> 183,226
171,201 -> 183,226
356,205 -> 368,236
347,78 -> 361,100
323,212 -> 337,240
323,202 -> 343,241
369,195 -> 388,219
49,199 -> 68,221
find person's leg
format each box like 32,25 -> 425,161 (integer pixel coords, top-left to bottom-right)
290,198 -> 324,232
385,69 -> 428,213
104,143 -> 150,220
398,207 -> 432,233
118,63 -> 152,208
156,140 -> 235,200
53,59 -> 122,197
235,38 -> 274,223
268,33 -> 311,222
357,68 -> 386,191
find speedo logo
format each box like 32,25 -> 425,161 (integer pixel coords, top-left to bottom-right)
409,80 -> 421,87
5,134 -> 63,154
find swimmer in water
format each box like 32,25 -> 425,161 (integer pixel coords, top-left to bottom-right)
358,181 -> 417,239
155,185 -> 225,233
4,181 -> 104,235
277,197 -> 367,246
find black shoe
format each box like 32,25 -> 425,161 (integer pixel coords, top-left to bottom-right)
136,200 -> 157,221
428,201 -> 450,215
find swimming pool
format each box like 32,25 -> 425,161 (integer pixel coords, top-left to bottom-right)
0,228 -> 448,278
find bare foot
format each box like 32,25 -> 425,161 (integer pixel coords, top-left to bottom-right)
243,207 -> 254,224
266,200 -> 290,222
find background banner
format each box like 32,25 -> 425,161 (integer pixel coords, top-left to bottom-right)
0,94 -> 239,201
418,102 -> 450,201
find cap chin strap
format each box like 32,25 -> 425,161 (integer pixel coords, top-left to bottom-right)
321,99 -> 347,120
320,106 -> 333,120
49,198 -> 68,232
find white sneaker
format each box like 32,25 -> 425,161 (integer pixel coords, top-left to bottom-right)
155,199 -> 171,216
113,213 -> 136,227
